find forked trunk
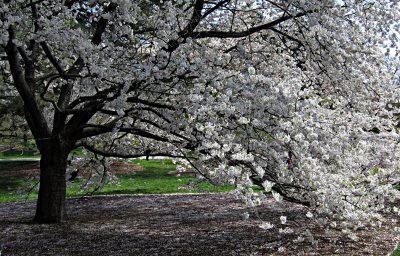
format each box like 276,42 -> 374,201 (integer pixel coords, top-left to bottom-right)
33,139 -> 69,223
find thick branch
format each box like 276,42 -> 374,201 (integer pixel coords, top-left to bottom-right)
40,42 -> 65,75
202,0 -> 231,19
52,3 -> 117,133
92,3 -> 117,45
82,143 -> 184,159
166,0 -> 205,51
181,0 -> 205,36
192,11 -> 312,39
78,125 -> 172,143
68,86 -> 119,110
65,102 -> 105,138
4,26 -> 50,149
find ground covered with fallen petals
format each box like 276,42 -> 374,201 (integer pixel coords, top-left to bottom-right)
0,193 -> 399,255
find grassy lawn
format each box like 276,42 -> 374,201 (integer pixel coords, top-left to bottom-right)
0,175 -> 31,202
0,159 -> 234,203
0,148 -> 83,159
392,243 -> 400,256
0,155 -> 40,160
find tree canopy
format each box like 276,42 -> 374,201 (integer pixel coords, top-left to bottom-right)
1,0 -> 400,227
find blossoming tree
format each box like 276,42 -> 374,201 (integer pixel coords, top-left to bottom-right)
1,0 -> 399,224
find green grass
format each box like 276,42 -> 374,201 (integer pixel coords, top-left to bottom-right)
392,243 -> 400,256
0,161 -> 40,202
0,154 -> 40,159
0,176 -> 29,202
0,159 -> 234,203
0,147 -> 85,159
0,148 -> 39,158
67,159 -> 233,197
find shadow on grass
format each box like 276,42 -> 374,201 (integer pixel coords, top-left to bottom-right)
0,176 -> 35,202
0,176 -> 24,193
0,161 -> 38,171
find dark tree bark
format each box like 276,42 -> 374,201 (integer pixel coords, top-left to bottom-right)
33,137 -> 70,223
4,25 -> 69,223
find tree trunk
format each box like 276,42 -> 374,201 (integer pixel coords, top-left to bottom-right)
33,138 -> 69,223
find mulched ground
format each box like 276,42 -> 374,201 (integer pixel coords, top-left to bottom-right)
0,193 -> 399,255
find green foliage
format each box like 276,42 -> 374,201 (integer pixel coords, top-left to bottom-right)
371,168 -> 380,176
254,128 -> 274,141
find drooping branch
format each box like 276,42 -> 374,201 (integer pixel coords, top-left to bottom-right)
192,11 -> 312,39
165,7 -> 313,53
82,143 -> 185,159
228,158 -> 311,207
130,116 -> 192,143
95,106 -> 194,147
77,124 -> 173,143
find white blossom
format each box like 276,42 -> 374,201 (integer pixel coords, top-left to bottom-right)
1,0 -> 399,234
248,66 -> 256,75
259,222 -> 274,230
306,212 -> 314,218
272,191 -> 283,202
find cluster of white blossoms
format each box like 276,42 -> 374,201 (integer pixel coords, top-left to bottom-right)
1,0 -> 400,231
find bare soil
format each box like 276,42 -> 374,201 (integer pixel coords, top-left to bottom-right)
0,193 -> 399,255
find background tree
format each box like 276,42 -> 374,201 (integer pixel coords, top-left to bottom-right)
1,0 -> 399,226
